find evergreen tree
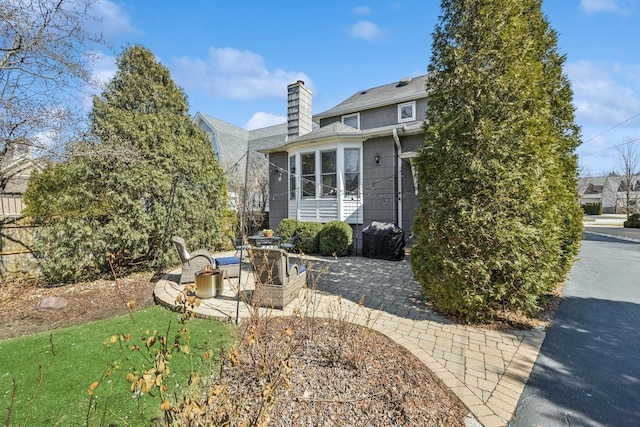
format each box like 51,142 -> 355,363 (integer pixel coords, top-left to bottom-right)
24,45 -> 229,282
411,0 -> 582,322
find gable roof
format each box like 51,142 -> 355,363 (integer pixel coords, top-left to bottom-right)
314,74 -> 429,120
194,112 -> 287,165
0,151 -> 41,193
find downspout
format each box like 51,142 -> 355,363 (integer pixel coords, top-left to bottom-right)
392,128 -> 402,229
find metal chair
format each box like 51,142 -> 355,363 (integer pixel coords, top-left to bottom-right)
231,237 -> 251,256
280,234 -> 300,252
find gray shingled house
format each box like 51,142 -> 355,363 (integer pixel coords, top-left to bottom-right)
194,113 -> 288,168
261,76 -> 428,252
195,76 -> 428,252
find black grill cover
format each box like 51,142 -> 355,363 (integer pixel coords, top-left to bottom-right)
361,221 -> 405,261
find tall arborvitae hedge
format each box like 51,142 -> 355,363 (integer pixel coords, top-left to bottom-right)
411,0 -> 582,322
24,45 -> 229,282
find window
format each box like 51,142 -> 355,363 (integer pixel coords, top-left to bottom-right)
398,101 -> 416,123
301,153 -> 316,197
321,151 -> 337,197
289,155 -> 296,200
342,113 -> 360,130
290,145 -> 362,201
344,148 -> 360,196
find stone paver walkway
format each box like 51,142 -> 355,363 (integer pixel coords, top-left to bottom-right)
154,252 -> 545,427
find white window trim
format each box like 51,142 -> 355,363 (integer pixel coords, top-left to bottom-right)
398,101 -> 416,123
288,143 -> 362,201
300,151 -> 317,199
342,112 -> 360,130
320,149 -> 338,198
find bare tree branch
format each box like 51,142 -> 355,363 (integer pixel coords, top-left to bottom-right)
0,0 -> 105,161
614,140 -> 640,219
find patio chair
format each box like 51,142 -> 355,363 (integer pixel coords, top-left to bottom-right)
171,236 -> 214,284
248,247 -> 307,309
231,236 -> 251,256
279,234 -> 300,252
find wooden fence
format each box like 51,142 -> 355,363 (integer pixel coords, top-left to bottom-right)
0,221 -> 38,278
1,193 -> 25,218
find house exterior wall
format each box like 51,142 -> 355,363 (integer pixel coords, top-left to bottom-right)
319,98 -> 428,131
362,138 -> 397,244
268,152 -> 288,229
399,134 -> 424,236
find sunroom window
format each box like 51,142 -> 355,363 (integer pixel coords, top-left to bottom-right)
289,155 -> 296,199
301,153 -> 315,198
321,151 -> 337,197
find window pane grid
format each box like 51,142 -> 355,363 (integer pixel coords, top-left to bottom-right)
301,153 -> 315,197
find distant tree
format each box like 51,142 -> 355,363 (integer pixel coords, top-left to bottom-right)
0,0 -> 103,160
614,142 -> 640,218
411,0 -> 582,322
24,45 -> 229,283
222,151 -> 269,237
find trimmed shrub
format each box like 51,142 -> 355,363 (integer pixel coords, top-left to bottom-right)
624,213 -> 640,228
276,219 -> 301,239
318,221 -> 353,256
582,203 -> 602,215
297,221 -> 324,254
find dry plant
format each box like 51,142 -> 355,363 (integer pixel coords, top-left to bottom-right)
322,295 -> 382,370
87,250 -> 386,426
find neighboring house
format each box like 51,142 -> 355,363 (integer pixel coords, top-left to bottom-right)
0,150 -> 39,219
194,113 -> 288,168
577,175 -> 640,214
261,76 -> 428,251
193,112 -> 288,212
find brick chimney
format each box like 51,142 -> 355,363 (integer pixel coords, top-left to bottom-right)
287,80 -> 312,139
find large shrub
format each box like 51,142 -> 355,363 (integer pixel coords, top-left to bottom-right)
297,221 -> 324,254
411,0 -> 582,322
276,219 -> 301,239
624,213 -> 640,228
318,221 -> 353,256
24,45 -> 228,283
582,203 -> 602,215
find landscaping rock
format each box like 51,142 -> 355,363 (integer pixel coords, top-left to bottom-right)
35,296 -> 68,310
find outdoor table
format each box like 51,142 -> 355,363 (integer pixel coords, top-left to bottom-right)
248,235 -> 282,248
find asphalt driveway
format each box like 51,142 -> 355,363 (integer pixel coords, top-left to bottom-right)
510,232 -> 640,426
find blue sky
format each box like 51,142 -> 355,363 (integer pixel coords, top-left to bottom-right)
89,0 -> 640,177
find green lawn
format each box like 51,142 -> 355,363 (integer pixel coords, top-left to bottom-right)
0,306 -> 236,426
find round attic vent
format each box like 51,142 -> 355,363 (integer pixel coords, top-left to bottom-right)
397,77 -> 412,87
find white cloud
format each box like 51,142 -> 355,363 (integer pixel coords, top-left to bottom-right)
172,47 -> 311,100
566,60 -> 640,126
91,51 -> 117,89
349,20 -> 385,42
579,0 -> 634,14
353,6 -> 372,15
90,0 -> 141,40
244,112 -> 286,130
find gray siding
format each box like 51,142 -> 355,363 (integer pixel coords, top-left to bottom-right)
318,98 -> 428,131
362,138 -> 397,246
268,152 -> 289,230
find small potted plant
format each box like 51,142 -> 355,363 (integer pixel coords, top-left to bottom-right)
263,229 -> 274,237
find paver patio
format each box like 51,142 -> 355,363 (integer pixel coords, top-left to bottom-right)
154,252 -> 545,427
